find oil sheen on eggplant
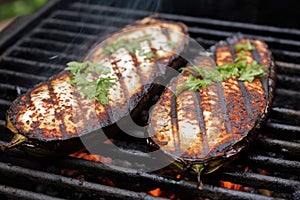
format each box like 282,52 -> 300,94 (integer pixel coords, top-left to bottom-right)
146,34 -> 276,183
1,17 -> 189,156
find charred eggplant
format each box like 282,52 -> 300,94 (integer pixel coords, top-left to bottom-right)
147,34 -> 276,186
1,17 -> 189,156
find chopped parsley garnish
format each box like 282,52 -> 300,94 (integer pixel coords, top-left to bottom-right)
234,39 -> 256,51
166,40 -> 176,48
175,74 -> 211,96
65,61 -> 116,105
176,40 -> 266,95
103,34 -> 156,60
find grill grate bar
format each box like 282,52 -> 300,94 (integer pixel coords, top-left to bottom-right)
0,82 -> 26,102
256,138 -> 300,159
263,121 -> 300,140
48,7 -> 300,54
0,162 -> 166,200
273,89 -> 300,110
276,61 -> 300,76
188,26 -> 300,52
1,57 -> 64,76
6,47 -> 76,65
276,75 -> 300,91
0,99 -> 13,107
71,2 -> 300,38
56,158 -> 276,200
70,2 -> 151,17
0,69 -> 46,87
271,49 -> 300,63
220,170 -> 300,194
42,18 -> 118,34
10,47 -> 77,60
20,37 -> 88,54
51,10 -> 135,26
0,184 -> 64,200
248,155 -> 300,176
0,120 -> 5,127
271,107 -> 300,126
30,28 -> 96,44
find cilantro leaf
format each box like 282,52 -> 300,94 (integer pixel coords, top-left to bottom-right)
103,34 -> 154,55
65,61 -> 86,74
176,41 -> 266,95
239,62 -> 266,82
234,39 -> 255,51
175,74 -> 207,95
190,66 -> 223,82
65,61 -> 116,105
217,63 -> 239,79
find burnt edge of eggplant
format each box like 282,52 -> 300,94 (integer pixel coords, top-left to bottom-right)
147,33 -> 276,174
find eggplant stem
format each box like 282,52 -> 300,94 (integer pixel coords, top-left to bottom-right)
0,134 -> 27,152
192,164 -> 205,190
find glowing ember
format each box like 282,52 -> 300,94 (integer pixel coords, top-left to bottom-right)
148,188 -> 176,199
220,181 -> 243,191
148,188 -> 162,197
259,169 -> 269,175
100,177 -> 116,187
69,151 -> 112,164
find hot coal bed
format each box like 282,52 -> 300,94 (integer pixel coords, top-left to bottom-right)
0,0 -> 300,199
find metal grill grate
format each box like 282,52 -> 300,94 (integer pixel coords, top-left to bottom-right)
0,0 -> 299,199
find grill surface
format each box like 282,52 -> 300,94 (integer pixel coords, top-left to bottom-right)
0,0 -> 300,199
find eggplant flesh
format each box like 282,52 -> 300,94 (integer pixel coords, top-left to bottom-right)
147,34 -> 276,178
1,17 -> 189,156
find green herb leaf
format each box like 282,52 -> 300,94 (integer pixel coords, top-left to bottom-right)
217,63 -> 239,79
139,51 -> 157,60
238,63 -> 266,82
65,61 -> 86,74
190,66 -> 223,82
234,39 -> 255,51
176,41 -> 266,95
175,75 -> 208,95
103,35 -> 154,55
167,40 -> 176,48
65,61 -> 116,105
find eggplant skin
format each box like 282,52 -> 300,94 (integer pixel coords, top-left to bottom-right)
147,34 -> 276,174
3,17 -> 189,155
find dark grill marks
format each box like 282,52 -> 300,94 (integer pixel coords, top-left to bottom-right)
251,42 -> 268,97
227,40 -> 253,118
130,53 -> 145,88
235,39 -> 266,120
109,55 -> 129,122
211,47 -> 232,134
215,45 -> 250,136
194,92 -> 206,137
193,57 -> 223,153
130,31 -> 151,88
47,81 -> 67,139
170,84 -> 180,155
146,35 -> 161,83
194,91 -> 209,154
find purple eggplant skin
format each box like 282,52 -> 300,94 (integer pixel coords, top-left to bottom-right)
146,33 -> 276,178
1,17 -> 189,156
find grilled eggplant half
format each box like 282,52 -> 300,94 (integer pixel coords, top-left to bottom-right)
147,34 -> 276,184
1,17 -> 189,156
